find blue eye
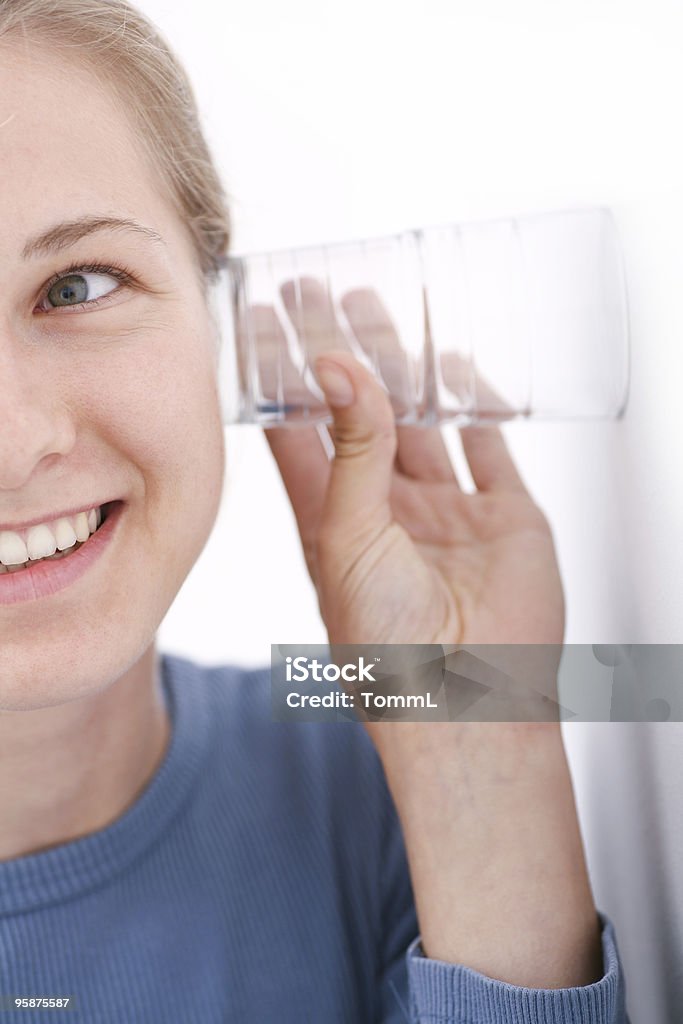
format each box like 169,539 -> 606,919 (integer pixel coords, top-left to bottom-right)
46,271 -> 121,308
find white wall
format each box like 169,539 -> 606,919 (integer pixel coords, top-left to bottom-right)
143,1 -> 683,1019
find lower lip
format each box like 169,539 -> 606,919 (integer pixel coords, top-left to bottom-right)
0,502 -> 123,606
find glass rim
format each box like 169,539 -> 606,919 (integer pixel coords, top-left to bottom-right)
225,203 -> 617,264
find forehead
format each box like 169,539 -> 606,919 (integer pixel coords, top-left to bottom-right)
0,39 -> 170,250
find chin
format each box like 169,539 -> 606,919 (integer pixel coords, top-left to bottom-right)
0,618 -> 156,712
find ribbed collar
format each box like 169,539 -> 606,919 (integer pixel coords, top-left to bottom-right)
0,654 -> 208,917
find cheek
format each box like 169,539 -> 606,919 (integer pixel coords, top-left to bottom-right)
73,326 -> 225,535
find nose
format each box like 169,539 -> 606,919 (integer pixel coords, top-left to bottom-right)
0,335 -> 77,491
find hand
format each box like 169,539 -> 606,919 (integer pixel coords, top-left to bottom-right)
264,278 -> 565,652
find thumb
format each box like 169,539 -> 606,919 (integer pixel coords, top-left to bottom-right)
314,351 -> 397,540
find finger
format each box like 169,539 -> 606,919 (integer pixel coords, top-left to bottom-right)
313,349 -> 396,540
280,276 -> 351,361
264,424 -> 332,559
439,351 -> 518,416
394,424 -> 459,483
245,299 -> 333,573
438,350 -> 472,403
459,422 -> 529,494
237,304 -> 301,400
471,361 -> 519,417
342,288 -> 457,482
440,349 -> 524,492
340,288 -> 416,421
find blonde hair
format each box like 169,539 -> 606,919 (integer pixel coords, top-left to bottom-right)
0,0 -> 231,282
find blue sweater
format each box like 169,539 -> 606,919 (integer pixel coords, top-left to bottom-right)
0,655 -> 627,1023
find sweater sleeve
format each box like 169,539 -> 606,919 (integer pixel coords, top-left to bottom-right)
405,913 -> 630,1023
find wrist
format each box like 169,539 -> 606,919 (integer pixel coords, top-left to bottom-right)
371,720 -> 566,802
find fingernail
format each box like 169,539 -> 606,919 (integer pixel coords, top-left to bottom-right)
316,360 -> 355,407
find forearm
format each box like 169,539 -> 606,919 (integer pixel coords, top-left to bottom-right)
374,721 -> 604,989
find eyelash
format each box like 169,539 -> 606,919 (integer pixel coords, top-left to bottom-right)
37,261 -> 136,314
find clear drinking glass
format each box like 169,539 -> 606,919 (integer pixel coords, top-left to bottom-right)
212,206 -> 630,427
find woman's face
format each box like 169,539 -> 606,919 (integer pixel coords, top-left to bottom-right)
0,43 -> 225,710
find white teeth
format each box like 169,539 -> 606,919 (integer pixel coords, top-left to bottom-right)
55,519 -> 78,552
0,532 -> 29,566
0,505 -> 104,569
27,524 -> 57,561
74,512 -> 90,543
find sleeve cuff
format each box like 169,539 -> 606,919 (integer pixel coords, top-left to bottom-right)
406,913 -> 624,1023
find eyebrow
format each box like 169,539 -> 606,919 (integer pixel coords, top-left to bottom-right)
21,216 -> 166,260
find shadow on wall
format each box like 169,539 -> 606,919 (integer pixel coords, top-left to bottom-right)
564,193 -> 683,1024
611,197 -> 683,644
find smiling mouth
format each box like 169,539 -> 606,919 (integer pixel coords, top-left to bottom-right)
0,501 -> 116,575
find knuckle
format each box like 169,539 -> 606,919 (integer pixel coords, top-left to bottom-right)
332,423 -> 396,460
